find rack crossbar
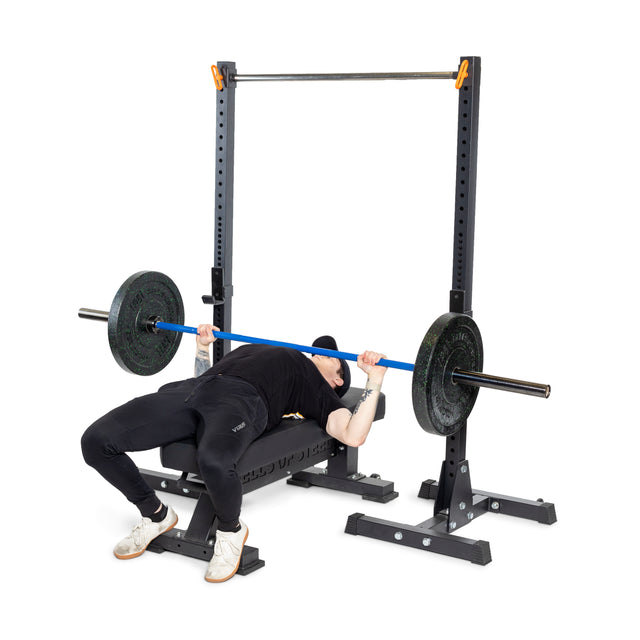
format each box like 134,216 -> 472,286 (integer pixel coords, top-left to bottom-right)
232,71 -> 457,83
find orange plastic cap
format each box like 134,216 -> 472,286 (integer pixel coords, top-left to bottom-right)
455,60 -> 469,89
211,65 -> 224,90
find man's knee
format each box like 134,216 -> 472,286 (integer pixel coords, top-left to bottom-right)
81,421 -> 113,467
196,450 -> 237,484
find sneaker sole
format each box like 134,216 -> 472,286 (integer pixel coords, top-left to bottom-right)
113,515 -> 178,560
204,526 -> 249,583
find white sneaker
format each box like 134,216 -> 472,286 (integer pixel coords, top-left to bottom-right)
113,506 -> 178,559
205,520 -> 249,583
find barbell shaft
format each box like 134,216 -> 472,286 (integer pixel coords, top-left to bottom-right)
78,308 -> 549,398
155,321 -> 415,371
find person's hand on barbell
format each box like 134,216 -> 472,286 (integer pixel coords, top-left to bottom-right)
357,351 -> 388,382
196,324 -> 219,348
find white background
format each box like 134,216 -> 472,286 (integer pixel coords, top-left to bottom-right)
2,1 -> 637,637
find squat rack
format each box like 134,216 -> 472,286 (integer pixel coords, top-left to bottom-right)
203,57 -> 555,565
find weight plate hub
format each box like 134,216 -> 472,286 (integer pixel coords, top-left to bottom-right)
108,271 -> 185,376
412,312 -> 483,436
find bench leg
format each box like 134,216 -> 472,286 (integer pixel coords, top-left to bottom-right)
288,443 -> 398,503
148,528 -> 265,576
143,475 -> 265,575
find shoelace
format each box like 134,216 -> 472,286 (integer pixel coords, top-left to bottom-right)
130,519 -> 151,547
214,536 -> 240,567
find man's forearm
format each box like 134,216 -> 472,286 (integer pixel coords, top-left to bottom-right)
195,346 -> 211,377
341,378 -> 382,447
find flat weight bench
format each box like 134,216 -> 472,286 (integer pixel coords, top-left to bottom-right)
140,386 -> 397,574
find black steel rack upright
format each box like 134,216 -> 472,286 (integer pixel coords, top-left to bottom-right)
203,62 -> 237,365
345,57 -> 556,563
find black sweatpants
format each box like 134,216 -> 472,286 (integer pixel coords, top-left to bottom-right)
81,375 -> 268,530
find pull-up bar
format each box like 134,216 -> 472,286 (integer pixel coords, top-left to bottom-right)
233,71 -> 456,82
211,60 -> 469,90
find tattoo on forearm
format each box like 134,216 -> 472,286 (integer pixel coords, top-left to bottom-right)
194,350 -> 211,377
352,388 -> 374,416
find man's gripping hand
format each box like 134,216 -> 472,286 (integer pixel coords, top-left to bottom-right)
196,324 -> 219,349
356,351 -> 388,384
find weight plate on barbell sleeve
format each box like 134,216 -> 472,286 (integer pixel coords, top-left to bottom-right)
108,271 -> 185,376
412,312 -> 483,436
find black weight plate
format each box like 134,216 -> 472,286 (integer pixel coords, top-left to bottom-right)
412,312 -> 483,436
108,271 -> 184,376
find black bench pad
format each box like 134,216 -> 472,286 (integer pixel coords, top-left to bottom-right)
160,387 -> 385,477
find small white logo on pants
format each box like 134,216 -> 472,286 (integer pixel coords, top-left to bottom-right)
232,421 -> 247,433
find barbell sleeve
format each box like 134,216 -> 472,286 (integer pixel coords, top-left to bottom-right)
78,308 -> 110,322
452,369 -> 550,399
77,309 -> 549,398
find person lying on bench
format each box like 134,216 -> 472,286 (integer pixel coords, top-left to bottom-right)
81,324 -> 388,583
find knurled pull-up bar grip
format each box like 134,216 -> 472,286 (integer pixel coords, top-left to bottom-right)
78,272 -> 550,437
210,60 -> 469,90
